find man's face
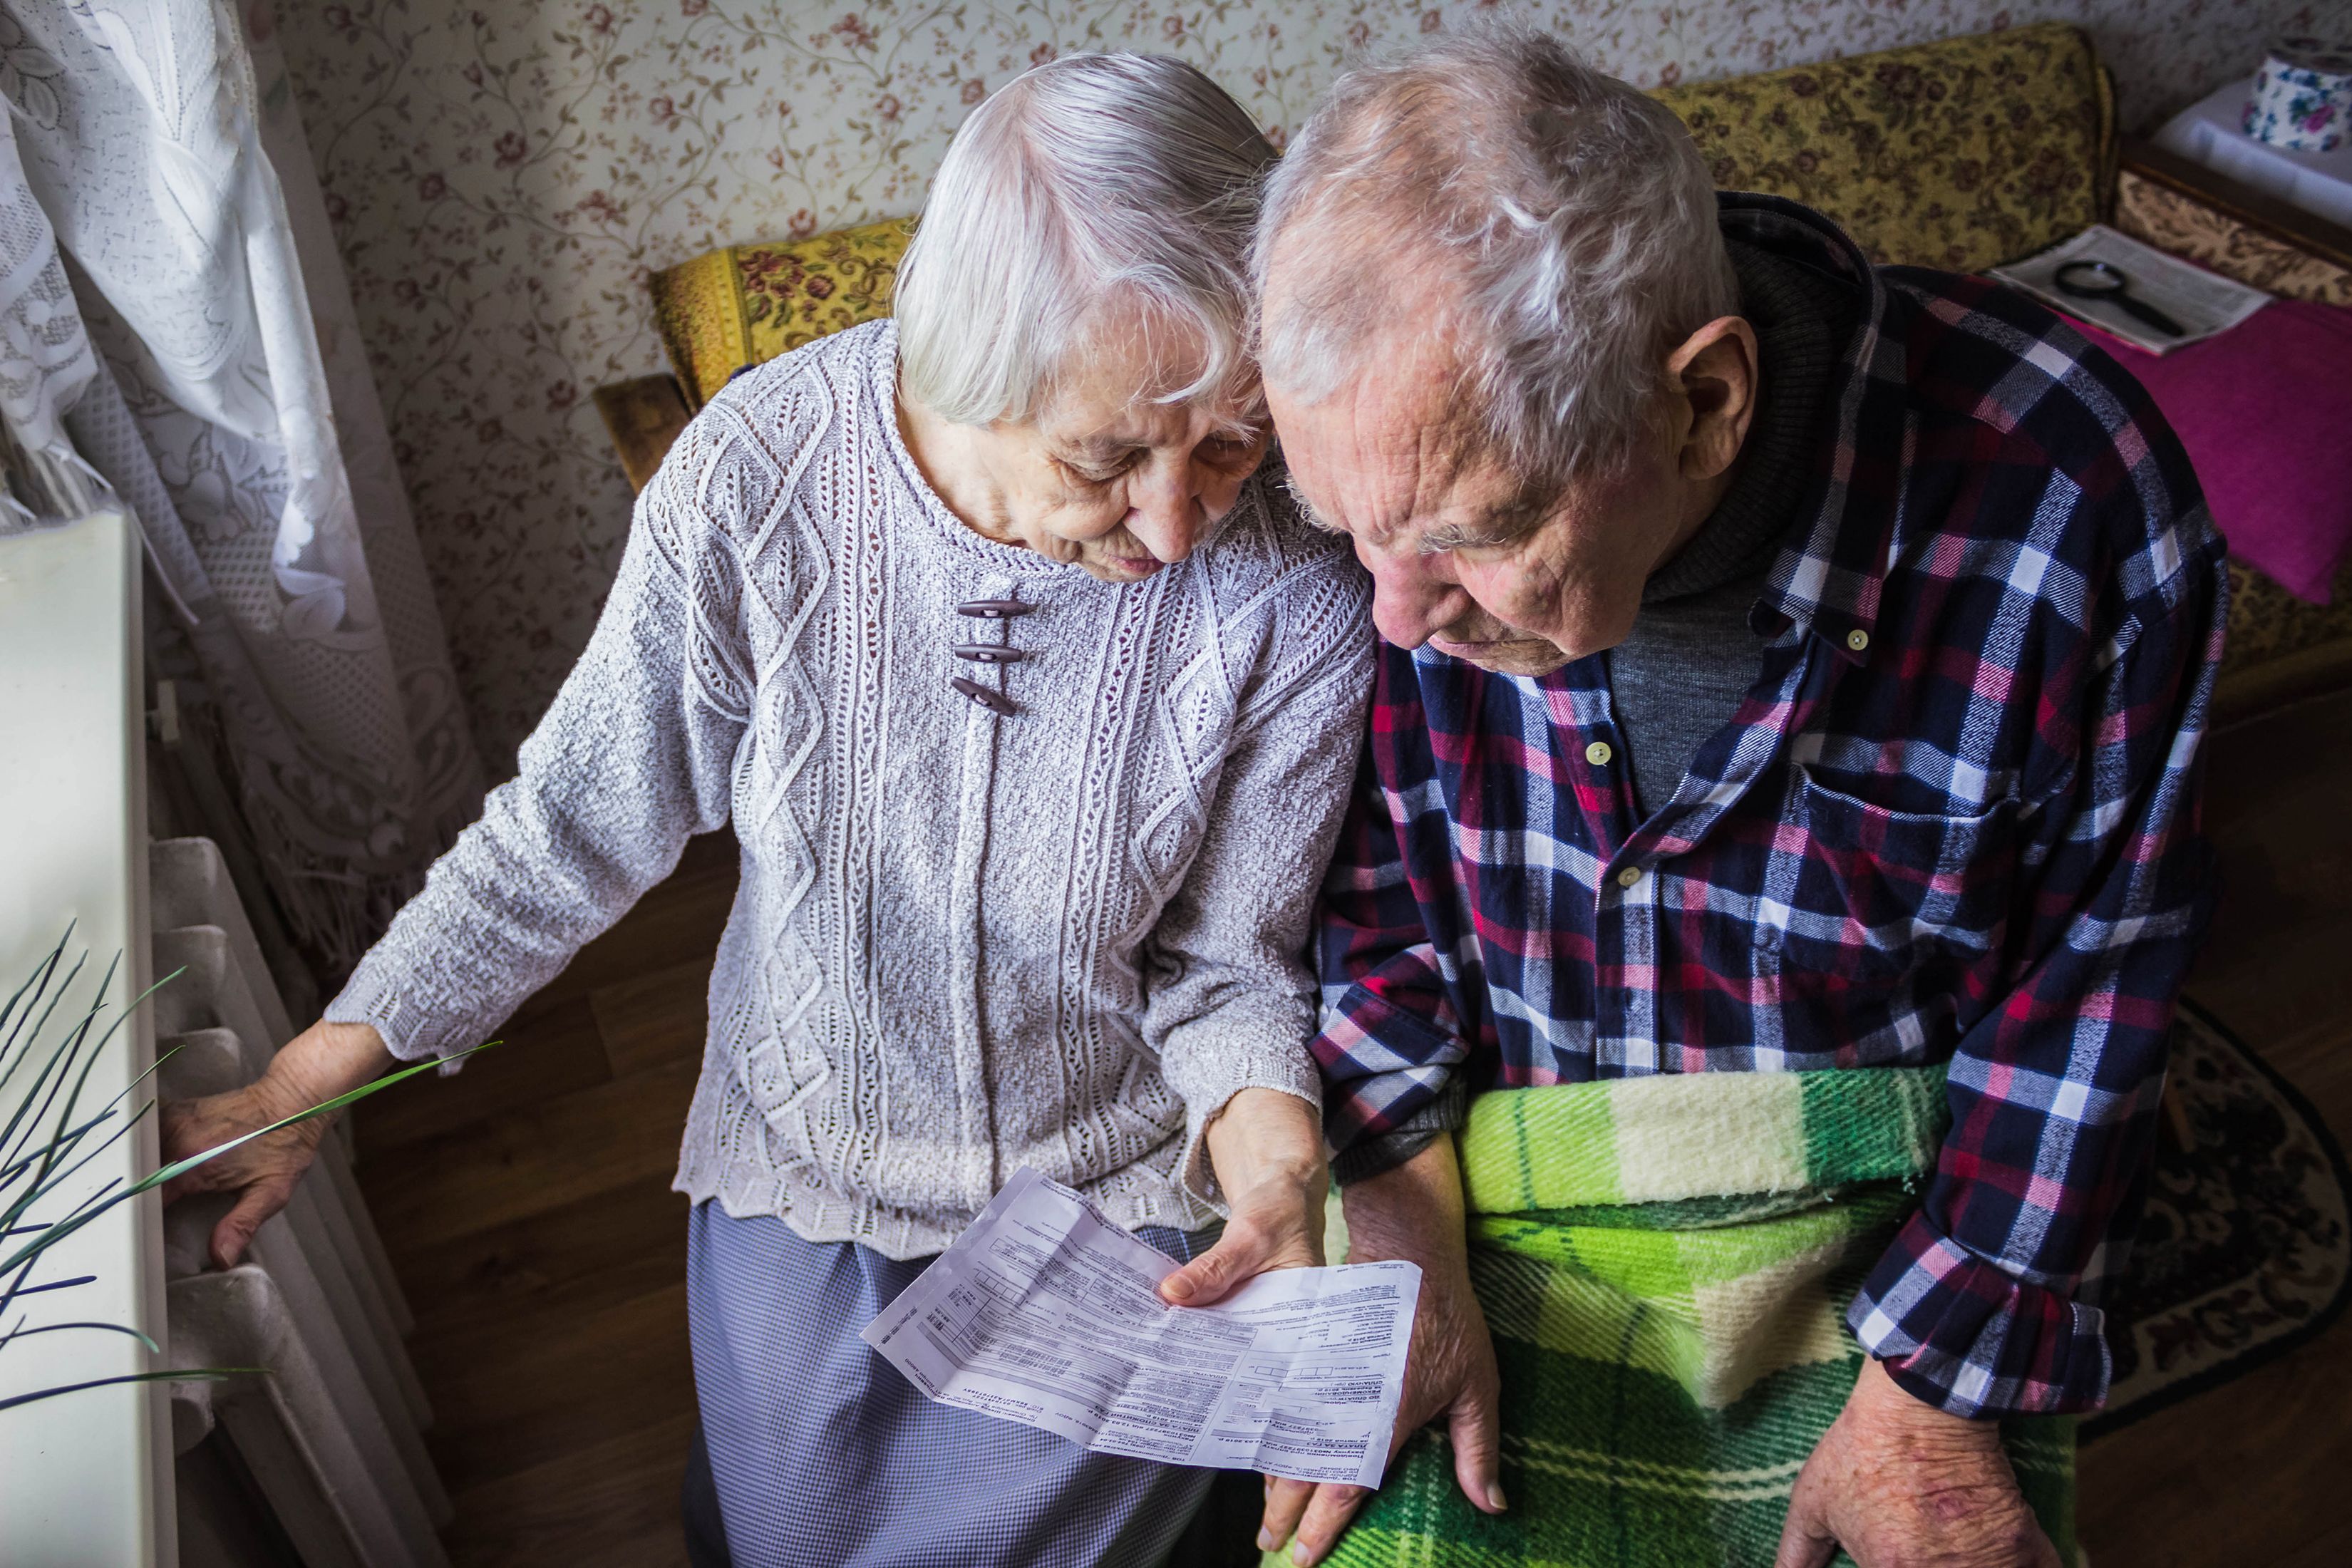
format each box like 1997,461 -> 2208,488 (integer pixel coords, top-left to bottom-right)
1269,332 -> 1689,676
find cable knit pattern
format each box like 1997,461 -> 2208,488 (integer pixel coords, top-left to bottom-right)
327,319 -> 1373,1257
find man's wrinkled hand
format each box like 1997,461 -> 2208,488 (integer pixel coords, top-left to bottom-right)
1259,1139 -> 1505,1567
1775,1358 -> 2063,1568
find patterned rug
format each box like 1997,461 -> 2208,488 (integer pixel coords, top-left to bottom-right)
2086,998 -> 2352,1438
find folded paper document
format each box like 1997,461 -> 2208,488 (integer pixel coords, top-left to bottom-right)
862,1166 -> 1421,1488
1991,223 -> 2270,355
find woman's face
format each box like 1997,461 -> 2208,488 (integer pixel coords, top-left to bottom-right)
909,319 -> 1272,584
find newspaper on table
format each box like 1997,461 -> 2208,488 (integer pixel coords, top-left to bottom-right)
862,1166 -> 1421,1488
1991,223 -> 2269,355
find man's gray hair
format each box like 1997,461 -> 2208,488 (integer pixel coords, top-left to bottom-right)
896,53 -> 1276,426
1256,28 -> 1740,492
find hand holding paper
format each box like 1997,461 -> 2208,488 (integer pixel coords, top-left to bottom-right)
861,1167 -> 1422,1489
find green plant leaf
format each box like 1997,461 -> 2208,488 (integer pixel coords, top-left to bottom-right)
0,1366 -> 264,1415
0,936 -> 500,1417
0,938 -> 83,1098
0,954 -> 104,1174
0,1319 -> 160,1355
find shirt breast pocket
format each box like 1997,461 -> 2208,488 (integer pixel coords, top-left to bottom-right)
1755,766 -> 2017,984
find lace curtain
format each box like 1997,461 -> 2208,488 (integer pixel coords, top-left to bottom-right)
0,0 -> 481,971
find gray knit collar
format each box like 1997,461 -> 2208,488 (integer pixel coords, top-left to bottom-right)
1643,241 -> 1858,605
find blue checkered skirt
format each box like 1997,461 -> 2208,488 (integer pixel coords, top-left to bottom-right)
686,1201 -> 1218,1567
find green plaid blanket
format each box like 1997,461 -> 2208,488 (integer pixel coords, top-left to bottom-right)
1286,1067 -> 2075,1568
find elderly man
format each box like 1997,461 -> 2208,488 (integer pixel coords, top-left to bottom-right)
1254,28 -> 2223,1568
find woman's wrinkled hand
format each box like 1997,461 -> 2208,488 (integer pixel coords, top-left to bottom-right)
160,1078 -> 329,1269
1159,1086 -> 1329,1307
159,1018 -> 393,1269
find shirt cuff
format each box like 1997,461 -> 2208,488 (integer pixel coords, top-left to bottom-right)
1312,984 -> 1471,1149
1330,1078 -> 1468,1187
1176,1049 -> 1325,1208
1846,1209 -> 2112,1418
322,957 -> 478,1073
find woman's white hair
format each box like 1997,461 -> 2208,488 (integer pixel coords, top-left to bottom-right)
895,53 -> 1276,427
1255,27 -> 1740,495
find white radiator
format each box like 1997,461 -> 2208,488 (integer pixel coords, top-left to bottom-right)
0,510 -> 448,1564
153,837 -> 452,1568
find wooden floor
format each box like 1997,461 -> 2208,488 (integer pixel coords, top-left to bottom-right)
351,689 -> 2352,1567
351,835 -> 736,1567
2073,685 -> 2352,1568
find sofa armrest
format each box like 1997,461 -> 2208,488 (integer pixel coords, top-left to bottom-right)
2118,135 -> 2352,275
2108,143 -> 2352,726
592,375 -> 693,495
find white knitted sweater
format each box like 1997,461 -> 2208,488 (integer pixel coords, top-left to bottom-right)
327,321 -> 1374,1256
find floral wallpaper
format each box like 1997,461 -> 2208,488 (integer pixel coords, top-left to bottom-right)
274,0 -> 2321,767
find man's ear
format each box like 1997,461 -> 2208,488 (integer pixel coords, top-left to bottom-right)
1664,316 -> 1760,483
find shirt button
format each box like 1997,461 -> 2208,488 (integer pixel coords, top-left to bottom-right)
1585,741 -> 1613,766
1615,866 -> 1642,889
1846,628 -> 1871,654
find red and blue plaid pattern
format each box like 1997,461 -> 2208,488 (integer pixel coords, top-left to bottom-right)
1313,195 -> 2227,1418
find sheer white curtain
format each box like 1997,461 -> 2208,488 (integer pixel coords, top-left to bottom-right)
0,0 -> 480,969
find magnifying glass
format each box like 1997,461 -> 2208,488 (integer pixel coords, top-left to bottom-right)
2053,260 -> 2186,338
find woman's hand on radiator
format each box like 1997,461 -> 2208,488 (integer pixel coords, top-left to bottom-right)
160,1018 -> 395,1269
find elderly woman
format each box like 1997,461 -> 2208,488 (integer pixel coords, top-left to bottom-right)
163,53 -> 1371,1568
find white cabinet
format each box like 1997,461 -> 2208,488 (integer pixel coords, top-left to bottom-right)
0,509 -> 172,1566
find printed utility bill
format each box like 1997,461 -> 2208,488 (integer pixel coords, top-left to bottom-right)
862,1166 -> 1421,1488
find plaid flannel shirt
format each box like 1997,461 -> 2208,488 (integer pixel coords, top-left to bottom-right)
1313,195 -> 2227,1419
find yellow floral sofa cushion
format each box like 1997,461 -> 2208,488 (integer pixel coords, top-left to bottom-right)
1656,21 -> 2112,272
651,217 -> 913,409
649,23 -> 2110,406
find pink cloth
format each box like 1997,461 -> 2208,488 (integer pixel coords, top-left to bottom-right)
2073,297 -> 2352,603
